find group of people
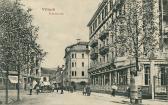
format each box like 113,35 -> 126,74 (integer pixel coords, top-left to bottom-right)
28,82 -> 53,95
83,85 -> 91,96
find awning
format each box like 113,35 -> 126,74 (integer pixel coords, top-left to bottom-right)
8,76 -> 21,83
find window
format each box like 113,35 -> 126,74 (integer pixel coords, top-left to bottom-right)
105,5 -> 108,16
75,71 -> 77,76
75,62 -> 76,67
82,62 -> 84,67
102,10 -> 105,20
72,71 -> 74,76
72,54 -> 74,58
82,71 -> 84,76
103,56 -> 105,63
98,15 -> 101,24
144,65 -> 150,85
161,67 -> 167,85
107,54 -> 109,62
72,62 -> 74,67
82,54 -> 84,58
100,58 -> 102,62
75,53 -> 77,58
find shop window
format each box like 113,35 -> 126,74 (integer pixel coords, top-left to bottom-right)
161,67 -> 167,85
144,65 -> 150,85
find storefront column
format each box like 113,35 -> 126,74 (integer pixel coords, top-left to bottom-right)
127,69 -> 130,85
115,71 -> 118,84
98,75 -> 101,85
103,74 -> 106,85
92,76 -> 95,85
150,60 -> 155,100
101,74 -> 104,86
109,72 -> 112,85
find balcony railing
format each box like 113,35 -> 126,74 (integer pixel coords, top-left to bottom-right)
90,39 -> 98,48
99,45 -> 109,55
99,30 -> 109,40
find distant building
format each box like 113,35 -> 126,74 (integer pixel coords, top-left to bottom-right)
64,41 -> 89,89
40,67 -> 57,85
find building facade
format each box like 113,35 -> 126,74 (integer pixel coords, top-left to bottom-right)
64,41 -> 89,89
87,0 -> 168,97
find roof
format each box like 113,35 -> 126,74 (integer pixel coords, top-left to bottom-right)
64,41 -> 89,58
66,42 -> 88,49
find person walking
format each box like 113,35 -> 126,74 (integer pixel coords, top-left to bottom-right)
83,86 -> 86,95
29,83 -> 33,95
111,84 -> 118,97
36,83 -> 40,95
41,82 -> 44,93
52,84 -> 55,92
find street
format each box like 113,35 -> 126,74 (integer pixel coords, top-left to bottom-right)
7,91 -> 167,105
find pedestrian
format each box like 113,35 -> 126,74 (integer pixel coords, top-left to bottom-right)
36,83 -> 40,95
29,83 -> 33,95
83,86 -> 86,95
52,84 -> 55,92
111,84 -> 117,97
86,85 -> 91,96
41,82 -> 44,93
127,87 -> 130,98
56,84 -> 59,92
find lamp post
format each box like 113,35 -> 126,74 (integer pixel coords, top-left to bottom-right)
60,66 -> 64,94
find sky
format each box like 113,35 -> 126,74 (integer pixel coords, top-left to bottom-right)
22,0 -> 102,68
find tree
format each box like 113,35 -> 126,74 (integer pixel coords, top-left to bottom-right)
0,0 -> 46,103
110,0 -> 159,103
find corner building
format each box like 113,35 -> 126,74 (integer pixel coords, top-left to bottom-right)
64,41 -> 89,89
88,0 -> 168,97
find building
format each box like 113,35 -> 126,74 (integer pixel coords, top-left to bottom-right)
21,44 -> 44,89
51,65 -> 65,88
64,41 -> 89,89
40,67 -> 58,85
87,0 -> 168,97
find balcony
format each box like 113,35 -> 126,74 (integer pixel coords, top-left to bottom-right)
90,50 -> 98,60
99,30 -> 109,40
99,45 -> 109,55
90,39 -> 98,48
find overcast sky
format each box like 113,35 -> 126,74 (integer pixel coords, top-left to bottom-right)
22,0 -> 102,68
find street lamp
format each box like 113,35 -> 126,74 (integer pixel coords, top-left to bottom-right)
60,66 -> 64,94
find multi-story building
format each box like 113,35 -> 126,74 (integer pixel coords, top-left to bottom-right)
22,45 -> 43,89
64,41 -> 89,89
87,0 -> 168,97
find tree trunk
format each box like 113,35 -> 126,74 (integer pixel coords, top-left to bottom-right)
5,66 -> 9,104
17,64 -> 20,101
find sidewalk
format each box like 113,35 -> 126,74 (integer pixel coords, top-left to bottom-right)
89,92 -> 168,105
0,90 -> 28,105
